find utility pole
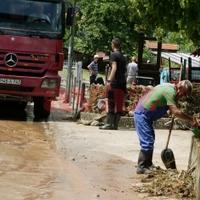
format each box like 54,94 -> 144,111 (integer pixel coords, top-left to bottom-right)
65,3 -> 76,103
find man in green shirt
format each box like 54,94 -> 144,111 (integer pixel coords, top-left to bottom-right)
134,80 -> 199,174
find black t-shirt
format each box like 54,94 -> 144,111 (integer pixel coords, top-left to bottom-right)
110,51 -> 126,90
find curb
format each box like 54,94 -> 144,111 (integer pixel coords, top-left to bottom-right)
80,112 -> 190,130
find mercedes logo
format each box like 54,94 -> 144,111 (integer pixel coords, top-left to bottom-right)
4,53 -> 18,67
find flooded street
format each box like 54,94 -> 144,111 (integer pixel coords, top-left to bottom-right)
0,103 -> 93,200
0,101 -> 192,200
0,111 -> 70,199
0,101 -> 143,200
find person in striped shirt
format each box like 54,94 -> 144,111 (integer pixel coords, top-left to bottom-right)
87,54 -> 99,85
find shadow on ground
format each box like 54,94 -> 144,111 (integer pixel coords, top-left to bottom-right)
0,100 -> 74,122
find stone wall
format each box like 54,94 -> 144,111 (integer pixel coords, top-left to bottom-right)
80,112 -> 180,130
188,136 -> 200,199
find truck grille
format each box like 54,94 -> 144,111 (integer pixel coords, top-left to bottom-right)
0,51 -> 50,77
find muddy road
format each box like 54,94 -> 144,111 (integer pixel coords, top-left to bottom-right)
0,101 -> 193,200
0,102 -> 74,200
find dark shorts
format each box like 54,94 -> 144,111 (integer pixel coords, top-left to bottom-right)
90,74 -> 97,85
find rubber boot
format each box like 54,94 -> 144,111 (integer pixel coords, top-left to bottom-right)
99,113 -> 115,130
136,150 -> 153,174
146,150 -> 160,171
146,150 -> 153,168
136,150 -> 147,174
113,113 -> 121,130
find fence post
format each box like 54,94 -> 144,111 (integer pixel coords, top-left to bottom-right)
69,73 -> 74,105
188,57 -> 192,81
75,79 -> 81,115
80,83 -> 85,108
72,77 -> 77,112
168,58 -> 171,81
183,59 -> 187,80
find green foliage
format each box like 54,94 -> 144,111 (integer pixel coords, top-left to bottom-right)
69,0 -> 140,56
143,48 -> 154,62
163,32 -> 194,52
65,0 -> 200,62
133,0 -> 200,46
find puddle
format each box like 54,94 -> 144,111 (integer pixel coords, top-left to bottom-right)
0,120 -> 70,200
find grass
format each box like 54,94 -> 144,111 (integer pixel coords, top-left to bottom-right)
59,67 -> 105,83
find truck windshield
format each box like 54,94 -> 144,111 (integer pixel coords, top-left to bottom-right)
0,0 -> 63,38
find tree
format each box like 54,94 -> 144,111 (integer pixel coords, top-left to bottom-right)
132,0 -> 200,46
65,0 -> 200,62
72,0 -> 140,56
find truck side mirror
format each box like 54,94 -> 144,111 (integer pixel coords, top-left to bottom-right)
66,7 -> 75,26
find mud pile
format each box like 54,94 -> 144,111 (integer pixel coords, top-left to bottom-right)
83,83 -> 200,129
85,84 -> 153,114
135,169 -> 195,199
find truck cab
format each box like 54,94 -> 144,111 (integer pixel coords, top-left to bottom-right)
0,0 -> 66,119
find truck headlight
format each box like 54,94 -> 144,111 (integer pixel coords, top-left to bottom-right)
41,79 -> 58,89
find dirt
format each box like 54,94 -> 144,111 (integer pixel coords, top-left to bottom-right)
49,116 -> 193,200
135,169 -> 195,199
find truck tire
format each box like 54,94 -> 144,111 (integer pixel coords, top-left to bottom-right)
18,102 -> 27,110
34,97 -> 51,119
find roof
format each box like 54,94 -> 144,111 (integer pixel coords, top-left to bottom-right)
145,41 -> 179,52
191,48 -> 200,56
152,52 -> 200,67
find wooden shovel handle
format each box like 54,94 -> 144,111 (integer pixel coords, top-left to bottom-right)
165,117 -> 175,149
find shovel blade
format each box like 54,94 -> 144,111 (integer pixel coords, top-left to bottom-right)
161,148 -> 176,169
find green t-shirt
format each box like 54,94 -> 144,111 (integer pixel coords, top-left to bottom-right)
141,83 -> 176,111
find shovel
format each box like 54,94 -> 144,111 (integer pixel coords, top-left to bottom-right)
161,117 -> 177,169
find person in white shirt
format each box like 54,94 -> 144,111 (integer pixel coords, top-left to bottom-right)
127,56 -> 138,85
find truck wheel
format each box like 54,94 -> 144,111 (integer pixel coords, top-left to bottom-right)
18,102 -> 27,110
34,97 -> 51,119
